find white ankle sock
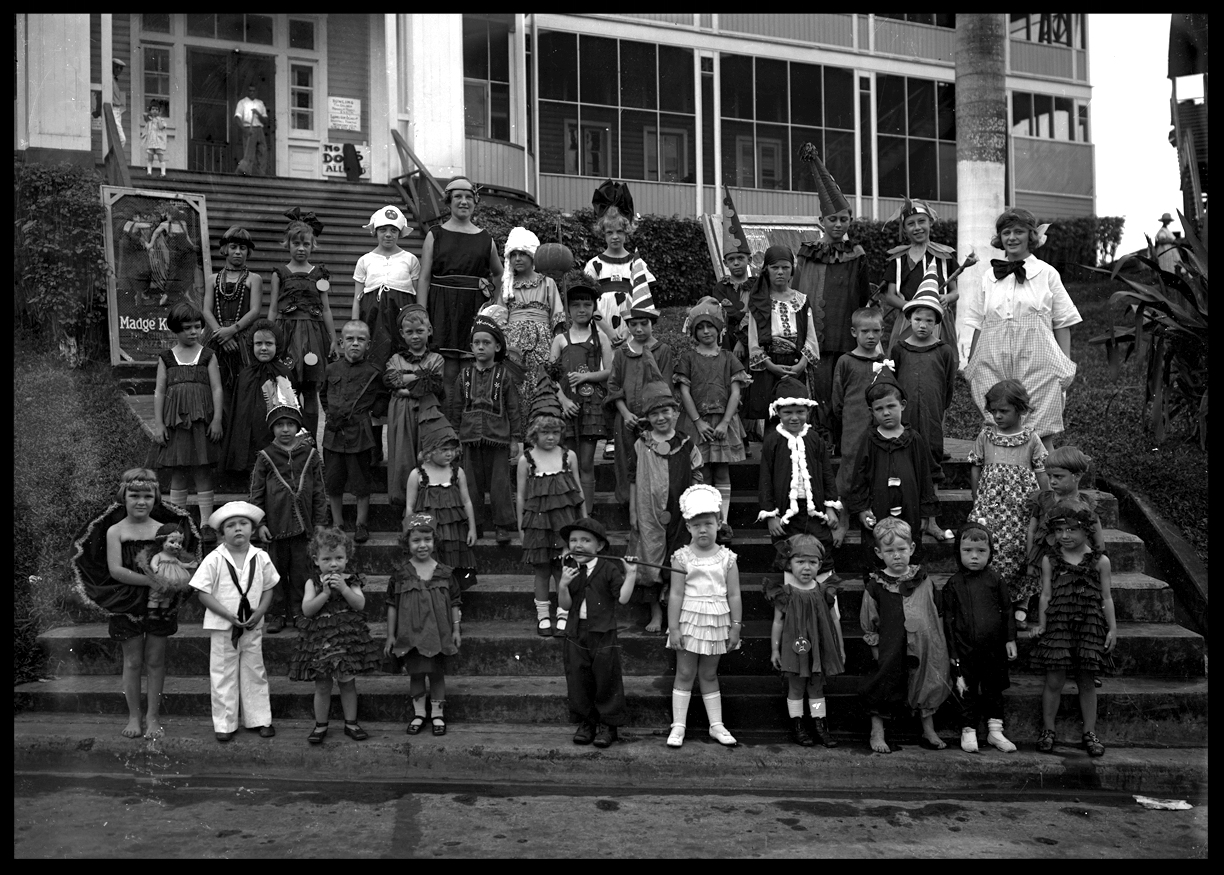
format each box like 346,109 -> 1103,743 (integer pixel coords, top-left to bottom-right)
534,599 -> 551,621
701,690 -> 723,726
671,688 -> 691,727
786,698 -> 804,718
412,694 -> 428,718
809,697 -> 827,719
431,699 -> 445,719
716,481 -> 732,524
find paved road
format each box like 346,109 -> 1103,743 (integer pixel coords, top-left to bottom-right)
14,772 -> 1206,858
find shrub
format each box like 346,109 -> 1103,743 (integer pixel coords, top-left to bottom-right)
14,160 -> 111,358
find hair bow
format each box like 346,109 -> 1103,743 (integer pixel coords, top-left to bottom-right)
405,512 -> 434,529
1034,223 -> 1050,248
592,179 -> 634,220
283,207 -> 324,238
873,359 -> 896,375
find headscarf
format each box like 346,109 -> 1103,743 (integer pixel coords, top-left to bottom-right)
502,227 -> 541,303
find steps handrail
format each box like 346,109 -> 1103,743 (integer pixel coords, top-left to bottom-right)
391,129 -> 447,200
101,102 -> 131,188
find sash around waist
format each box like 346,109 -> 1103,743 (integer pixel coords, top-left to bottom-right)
430,274 -> 485,292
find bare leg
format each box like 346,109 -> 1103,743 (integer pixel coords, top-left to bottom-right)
338,679 -> 358,722
143,635 -> 167,737
672,651 -> 699,693
533,563 -> 553,602
578,440 -> 597,518
328,495 -> 345,529
120,636 -> 145,738
1076,669 -> 1097,733
920,712 -> 946,748
1040,434 -> 1055,454
1042,670 -> 1066,731
869,714 -> 891,753
695,653 -> 722,695
314,678 -> 333,724
646,599 -> 663,634
356,495 -> 371,527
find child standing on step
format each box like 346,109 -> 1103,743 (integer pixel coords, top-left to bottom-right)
220,319 -> 296,475
557,517 -> 639,748
386,513 -> 463,737
406,397 -> 478,591
290,526 -> 381,744
860,517 -> 951,753
141,100 -> 168,177
268,209 -> 338,440
831,308 -> 885,498
676,297 -> 749,535
153,302 -> 223,538
968,379 -> 1049,628
204,226 -> 263,398
383,305 -> 446,509
630,381 -> 703,634
249,377 -> 327,634
941,521 -> 1018,753
892,278 -> 958,485
666,485 -> 743,748
606,301 -> 672,505
549,271 -> 613,514
189,501 -> 279,743
518,375 -> 585,637
766,534 -> 844,748
1031,504 -> 1116,757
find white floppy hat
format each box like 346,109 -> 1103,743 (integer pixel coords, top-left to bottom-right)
364,205 -> 409,235
679,483 -> 723,520
504,226 -> 541,260
208,501 -> 265,530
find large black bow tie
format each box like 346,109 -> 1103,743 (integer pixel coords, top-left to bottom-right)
991,259 -> 1026,283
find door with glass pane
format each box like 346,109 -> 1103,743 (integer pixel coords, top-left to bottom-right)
187,49 -> 275,174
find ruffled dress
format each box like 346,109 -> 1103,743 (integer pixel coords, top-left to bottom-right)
765,573 -> 845,677
413,463 -> 476,569
674,348 -> 749,464
1031,548 -> 1112,674
288,573 -> 381,681
388,560 -> 461,674
274,265 -> 331,384
968,426 -> 1047,602
156,345 -> 220,467
520,448 -> 585,566
669,545 -> 735,656
1024,488 -> 1100,595
555,328 -> 608,442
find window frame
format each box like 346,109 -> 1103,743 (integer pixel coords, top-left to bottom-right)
289,61 -> 317,135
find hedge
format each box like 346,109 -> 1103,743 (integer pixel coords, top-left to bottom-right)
475,200 -> 1124,308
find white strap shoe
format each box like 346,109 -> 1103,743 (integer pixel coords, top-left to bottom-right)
666,723 -> 686,748
708,723 -> 738,747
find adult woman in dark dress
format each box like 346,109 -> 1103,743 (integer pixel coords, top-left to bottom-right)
417,176 -> 504,386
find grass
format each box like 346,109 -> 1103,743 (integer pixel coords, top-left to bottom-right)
657,283 -> 1207,564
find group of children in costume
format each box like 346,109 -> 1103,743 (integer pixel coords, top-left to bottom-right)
74,166 -> 1115,759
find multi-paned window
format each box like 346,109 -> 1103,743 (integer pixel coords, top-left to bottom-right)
720,53 -> 857,194
1009,14 -> 1086,48
142,13 -> 171,34
143,46 -> 171,115
875,14 -> 956,28
1011,91 -> 1086,142
875,74 -> 956,201
185,13 -> 273,45
290,63 -> 314,132
464,15 -> 511,142
537,32 -> 696,183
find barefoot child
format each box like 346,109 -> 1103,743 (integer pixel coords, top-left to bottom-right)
517,376 -> 585,636
386,514 -> 463,737
1031,504 -> 1116,757
860,517 -> 951,753
677,297 -> 749,532
290,526 -> 381,744
666,485 -> 743,748
941,521 -> 1018,753
558,517 -> 639,748
892,279 -> 958,484
548,271 -> 613,513
630,381 -> 704,634
968,379 -> 1050,628
766,534 -> 844,748
189,501 -> 279,742
831,308 -> 885,497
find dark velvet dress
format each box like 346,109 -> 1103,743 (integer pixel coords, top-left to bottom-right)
764,574 -> 845,677
425,226 -> 494,354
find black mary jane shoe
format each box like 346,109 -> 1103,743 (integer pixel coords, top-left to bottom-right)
308,724 -> 328,745
406,715 -> 426,735
344,722 -> 369,741
431,716 -> 447,737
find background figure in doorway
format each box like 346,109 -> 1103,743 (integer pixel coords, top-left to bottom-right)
234,85 -> 269,177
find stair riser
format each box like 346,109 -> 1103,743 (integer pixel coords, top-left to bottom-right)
41,629 -> 1204,680
170,582 -> 1175,626
12,686 -> 1206,744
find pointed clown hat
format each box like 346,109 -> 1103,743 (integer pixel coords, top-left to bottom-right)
868,358 -> 902,398
416,395 -> 458,454
797,142 -> 850,219
528,370 -> 564,423
901,273 -> 945,323
262,375 -> 302,427
682,296 -> 725,339
769,375 -> 819,419
720,188 -> 752,259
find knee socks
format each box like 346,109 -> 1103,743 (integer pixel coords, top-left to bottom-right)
809,698 -> 827,719
716,479 -> 732,524
786,698 -> 804,718
671,688 -> 692,727
169,488 -> 189,510
197,490 -> 215,525
701,690 -> 724,727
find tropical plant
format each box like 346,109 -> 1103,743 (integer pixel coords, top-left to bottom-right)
1087,211 -> 1208,447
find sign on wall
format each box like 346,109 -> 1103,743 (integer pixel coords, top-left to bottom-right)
327,96 -> 362,132
322,142 -> 371,179
101,186 -> 211,364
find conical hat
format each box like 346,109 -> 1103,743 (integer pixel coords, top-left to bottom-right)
798,143 -> 850,218
262,375 -> 302,426
416,396 -> 458,453
720,188 -> 752,258
529,371 -> 564,422
902,273 -> 945,323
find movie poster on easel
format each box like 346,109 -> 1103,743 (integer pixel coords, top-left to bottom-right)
101,186 -> 212,365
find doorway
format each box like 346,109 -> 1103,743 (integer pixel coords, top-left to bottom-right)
187,49 -> 276,175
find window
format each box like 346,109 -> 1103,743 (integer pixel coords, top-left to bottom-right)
875,73 -> 956,200
290,64 -> 314,131
143,46 -> 171,115
185,13 -> 274,44
537,31 -> 695,182
720,53 -> 856,193
289,19 -> 315,51
1011,90 -> 1082,142
142,13 -> 170,34
876,13 -> 956,28
464,15 -> 511,141
1009,14 -> 1082,47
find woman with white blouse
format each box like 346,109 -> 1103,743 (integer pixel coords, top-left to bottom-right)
962,208 -> 1081,452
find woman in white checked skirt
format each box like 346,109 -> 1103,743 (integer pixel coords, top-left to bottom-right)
961,209 -> 1082,452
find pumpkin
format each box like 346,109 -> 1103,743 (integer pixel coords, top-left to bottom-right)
534,241 -> 575,275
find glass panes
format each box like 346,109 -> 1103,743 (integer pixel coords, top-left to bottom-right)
290,65 -> 313,131
289,19 -> 315,51
908,139 -> 937,200
464,81 -> 488,138
658,46 -> 694,114
577,105 -> 618,176
790,127 -> 823,192
823,66 -> 854,129
877,135 -> 907,197
659,113 -> 696,183
756,123 -> 789,190
755,58 -> 788,123
621,109 -> 655,180
1054,96 -> 1073,140
720,53 -> 753,120
246,15 -> 273,45
907,79 -> 935,140
936,82 -> 956,141
580,36 -> 617,106
539,101 -> 574,174
620,41 -> 657,109
186,14 -> 213,38
143,13 -> 170,33
538,32 -> 577,102
877,74 -> 906,135
489,19 -> 510,83
1011,92 -> 1033,137
217,14 -> 244,42
938,141 -> 957,201
490,82 -> 510,141
790,62 -> 822,128
722,119 -> 754,187
825,129 -> 856,196
464,18 -> 490,80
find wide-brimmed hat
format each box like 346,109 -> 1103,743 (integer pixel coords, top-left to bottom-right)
901,274 -> 944,323
1160,212 -> 1174,223
559,517 -> 609,550
640,381 -> 678,416
217,226 -> 256,251
364,205 -> 409,235
208,501 -> 264,530
112,58 -> 127,69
